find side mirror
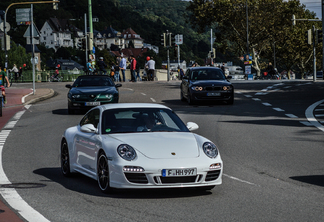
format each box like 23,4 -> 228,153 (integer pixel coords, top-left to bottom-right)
65,84 -> 72,89
115,83 -> 122,88
80,124 -> 97,133
226,75 -> 232,80
186,122 -> 199,131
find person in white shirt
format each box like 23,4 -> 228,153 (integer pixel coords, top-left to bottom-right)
144,56 -> 155,81
119,55 -> 127,82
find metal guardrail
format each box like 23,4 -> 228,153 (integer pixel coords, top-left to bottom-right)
8,70 -> 87,83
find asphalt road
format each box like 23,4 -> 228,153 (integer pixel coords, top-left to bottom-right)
1,80 -> 324,222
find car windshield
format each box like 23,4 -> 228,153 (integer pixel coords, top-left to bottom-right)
191,68 -> 225,80
73,76 -> 114,87
101,108 -> 189,134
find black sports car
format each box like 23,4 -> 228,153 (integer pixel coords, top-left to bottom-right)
66,75 -> 122,114
180,67 -> 234,105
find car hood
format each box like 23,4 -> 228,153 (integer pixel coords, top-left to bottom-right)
190,80 -> 231,86
70,86 -> 116,94
108,132 -> 200,159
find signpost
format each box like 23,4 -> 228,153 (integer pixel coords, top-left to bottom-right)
16,8 -> 31,24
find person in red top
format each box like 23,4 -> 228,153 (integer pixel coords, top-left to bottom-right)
130,55 -> 137,82
0,66 -> 11,104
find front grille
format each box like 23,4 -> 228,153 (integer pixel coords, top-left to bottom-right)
205,170 -> 221,181
155,176 -> 198,184
124,173 -> 148,184
205,86 -> 222,91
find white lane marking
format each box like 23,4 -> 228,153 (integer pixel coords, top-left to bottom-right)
141,93 -> 146,96
262,103 -> 272,106
244,95 -> 252,98
21,89 -> 34,104
273,108 -> 284,112
261,89 -> 268,92
285,114 -> 298,118
0,105 -> 50,222
252,98 -> 261,101
150,98 -> 156,102
305,99 -> 324,132
255,92 -> 268,95
314,109 -> 324,112
223,174 -> 258,186
315,114 -> 324,117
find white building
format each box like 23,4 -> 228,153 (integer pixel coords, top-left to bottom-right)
39,18 -> 74,51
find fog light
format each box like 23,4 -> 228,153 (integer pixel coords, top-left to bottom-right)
123,166 -> 145,172
209,163 -> 221,169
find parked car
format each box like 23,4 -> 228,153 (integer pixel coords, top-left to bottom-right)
227,66 -> 244,75
180,67 -> 234,105
65,75 -> 122,114
60,103 -> 223,193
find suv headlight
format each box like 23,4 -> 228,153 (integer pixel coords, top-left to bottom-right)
203,142 -> 218,158
117,144 -> 137,161
191,86 -> 203,91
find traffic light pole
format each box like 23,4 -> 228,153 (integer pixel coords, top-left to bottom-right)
313,25 -> 316,82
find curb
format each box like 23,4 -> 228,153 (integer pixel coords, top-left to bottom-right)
24,89 -> 55,105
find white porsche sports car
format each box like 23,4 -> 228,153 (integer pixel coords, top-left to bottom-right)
60,103 -> 223,193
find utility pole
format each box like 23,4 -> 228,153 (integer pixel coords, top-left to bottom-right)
84,13 -> 88,63
313,25 -> 316,81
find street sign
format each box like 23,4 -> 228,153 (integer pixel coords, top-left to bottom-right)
175,34 -> 183,45
16,8 -> 31,23
0,22 -> 10,33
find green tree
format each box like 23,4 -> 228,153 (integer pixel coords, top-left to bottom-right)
186,0 -> 321,77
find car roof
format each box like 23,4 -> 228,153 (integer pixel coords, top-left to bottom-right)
100,103 -> 171,111
77,75 -> 108,78
189,66 -> 222,70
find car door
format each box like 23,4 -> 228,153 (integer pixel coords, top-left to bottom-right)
75,108 -> 101,175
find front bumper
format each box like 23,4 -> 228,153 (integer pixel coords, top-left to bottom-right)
108,158 -> 223,189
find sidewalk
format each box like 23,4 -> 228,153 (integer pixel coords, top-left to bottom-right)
0,87 -> 54,222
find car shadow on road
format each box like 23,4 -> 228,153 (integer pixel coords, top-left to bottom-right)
52,109 -> 86,115
290,175 -> 324,187
34,167 -> 215,198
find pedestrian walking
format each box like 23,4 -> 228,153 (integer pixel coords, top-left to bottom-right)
130,55 -> 137,82
9,64 -> 19,83
119,55 -> 127,82
0,66 -> 11,104
97,57 -> 108,75
135,60 -> 141,81
86,60 -> 94,75
145,56 -> 155,81
114,62 -> 120,82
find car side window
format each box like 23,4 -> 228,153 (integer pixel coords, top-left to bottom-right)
80,109 -> 100,128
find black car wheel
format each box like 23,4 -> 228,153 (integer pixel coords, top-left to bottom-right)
97,152 -> 111,193
180,90 -> 186,102
227,93 -> 234,105
187,92 -> 195,105
61,139 -> 71,177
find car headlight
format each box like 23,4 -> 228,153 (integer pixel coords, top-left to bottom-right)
202,142 -> 218,158
191,86 -> 203,91
117,144 -> 137,161
222,86 -> 232,91
71,94 -> 81,98
103,94 -> 113,99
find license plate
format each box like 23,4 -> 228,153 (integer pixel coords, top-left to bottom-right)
162,168 -> 197,177
207,92 -> 221,96
85,102 -> 100,106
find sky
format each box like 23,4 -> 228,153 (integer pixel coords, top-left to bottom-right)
300,0 -> 322,19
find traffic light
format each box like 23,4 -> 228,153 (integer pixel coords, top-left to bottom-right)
53,1 -> 58,10
305,29 -> 312,45
161,33 -> 166,47
169,33 -> 175,47
174,47 -> 177,57
316,29 -> 322,44
81,38 -> 86,50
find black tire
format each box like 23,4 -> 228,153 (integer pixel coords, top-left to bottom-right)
97,153 -> 111,193
180,90 -> 186,102
227,95 -> 234,105
187,93 -> 195,105
61,139 -> 71,177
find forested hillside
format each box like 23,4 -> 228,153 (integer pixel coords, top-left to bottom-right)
1,0 -> 221,66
